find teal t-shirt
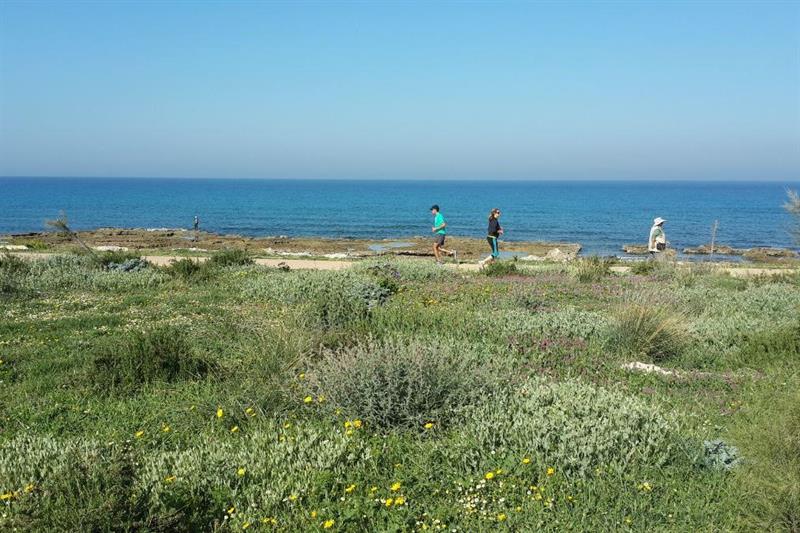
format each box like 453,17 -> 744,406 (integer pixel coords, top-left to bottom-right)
434,213 -> 446,234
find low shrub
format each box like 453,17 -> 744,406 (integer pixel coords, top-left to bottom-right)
164,258 -> 215,282
491,308 -> 610,342
0,425 -> 363,531
572,256 -> 614,283
0,253 -> 29,297
355,258 -> 453,281
306,337 -> 500,430
244,270 -> 391,329
482,260 -> 518,277
0,437 -> 156,531
732,321 -> 800,369
359,262 -> 402,294
733,383 -> 800,531
630,260 -> 656,275
607,293 -> 690,362
93,327 -> 214,392
106,257 -> 150,272
207,248 -> 254,267
0,253 -> 30,276
454,378 -> 678,475
91,250 -> 145,269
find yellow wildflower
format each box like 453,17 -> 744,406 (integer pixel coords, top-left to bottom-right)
237,467 -> 246,477
0,492 -> 15,501
424,422 -> 434,429
317,395 -> 326,403
260,517 -> 277,525
303,396 -> 313,404
394,496 -> 406,505
245,407 -> 255,417
164,475 -> 176,484
216,407 -> 224,419
495,469 -> 503,475
345,484 -> 356,493
161,424 -> 171,433
288,494 -> 298,502
515,506 -> 522,512
390,482 -> 402,491
310,510 -> 318,518
546,467 -> 555,476
230,425 -> 240,433
23,483 -> 34,493
522,457 -> 531,465
227,506 -> 236,515
298,372 -> 306,380
134,430 -> 144,439
385,498 -> 394,507
497,513 -> 507,522
638,482 -> 653,492
323,519 -> 335,528
484,471 -> 495,480
353,419 -> 362,428
242,522 -> 251,529
344,420 -> 352,428
283,422 -> 291,429
370,486 -> 378,493
345,429 -> 354,436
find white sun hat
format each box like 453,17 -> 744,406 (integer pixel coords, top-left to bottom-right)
653,217 -> 666,225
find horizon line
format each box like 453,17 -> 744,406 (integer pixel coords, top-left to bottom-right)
2,176 -> 799,183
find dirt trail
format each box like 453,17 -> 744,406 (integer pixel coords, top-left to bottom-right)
10,252 -> 796,276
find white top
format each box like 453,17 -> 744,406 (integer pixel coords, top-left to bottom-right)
649,225 -> 666,252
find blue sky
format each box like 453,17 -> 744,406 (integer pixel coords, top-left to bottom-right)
0,1 -> 798,180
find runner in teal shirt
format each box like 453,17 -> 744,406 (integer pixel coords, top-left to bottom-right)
430,205 -> 457,264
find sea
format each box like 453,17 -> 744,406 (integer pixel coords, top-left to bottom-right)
1,178 -> 798,257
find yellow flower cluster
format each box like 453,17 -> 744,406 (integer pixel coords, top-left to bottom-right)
343,419 -> 363,436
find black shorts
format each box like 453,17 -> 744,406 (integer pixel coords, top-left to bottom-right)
434,234 -> 446,246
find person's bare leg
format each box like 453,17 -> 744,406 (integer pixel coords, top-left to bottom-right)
433,243 -> 442,263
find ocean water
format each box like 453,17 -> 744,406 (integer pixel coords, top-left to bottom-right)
1,178 -> 797,256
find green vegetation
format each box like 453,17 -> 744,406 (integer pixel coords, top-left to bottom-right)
571,255 -> 615,282
1,255 -> 798,531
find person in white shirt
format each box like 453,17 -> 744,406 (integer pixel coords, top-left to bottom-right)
648,217 -> 667,255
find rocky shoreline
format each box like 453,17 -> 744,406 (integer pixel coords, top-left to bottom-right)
622,243 -> 797,261
0,228 -> 582,261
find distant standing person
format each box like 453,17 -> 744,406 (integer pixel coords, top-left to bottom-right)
193,215 -> 200,232
648,217 -> 667,257
430,204 -> 457,264
480,208 -> 503,266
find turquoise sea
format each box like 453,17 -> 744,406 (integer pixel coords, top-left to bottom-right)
1,178 -> 797,256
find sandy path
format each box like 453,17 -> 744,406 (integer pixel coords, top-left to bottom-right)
10,252 -> 795,276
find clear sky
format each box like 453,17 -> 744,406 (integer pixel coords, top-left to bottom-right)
1,0 -> 798,180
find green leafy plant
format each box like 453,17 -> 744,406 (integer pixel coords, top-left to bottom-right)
93,327 -> 214,393
572,256 -> 614,283
482,260 -> 518,277
164,258 -> 214,282
630,260 -> 656,275
207,249 -> 255,267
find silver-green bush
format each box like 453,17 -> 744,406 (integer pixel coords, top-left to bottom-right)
306,337 -> 501,430
454,378 -> 678,474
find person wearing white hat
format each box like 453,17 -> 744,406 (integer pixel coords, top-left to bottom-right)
648,217 -> 667,255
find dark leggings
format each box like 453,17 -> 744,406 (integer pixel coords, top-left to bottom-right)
487,236 -> 500,258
